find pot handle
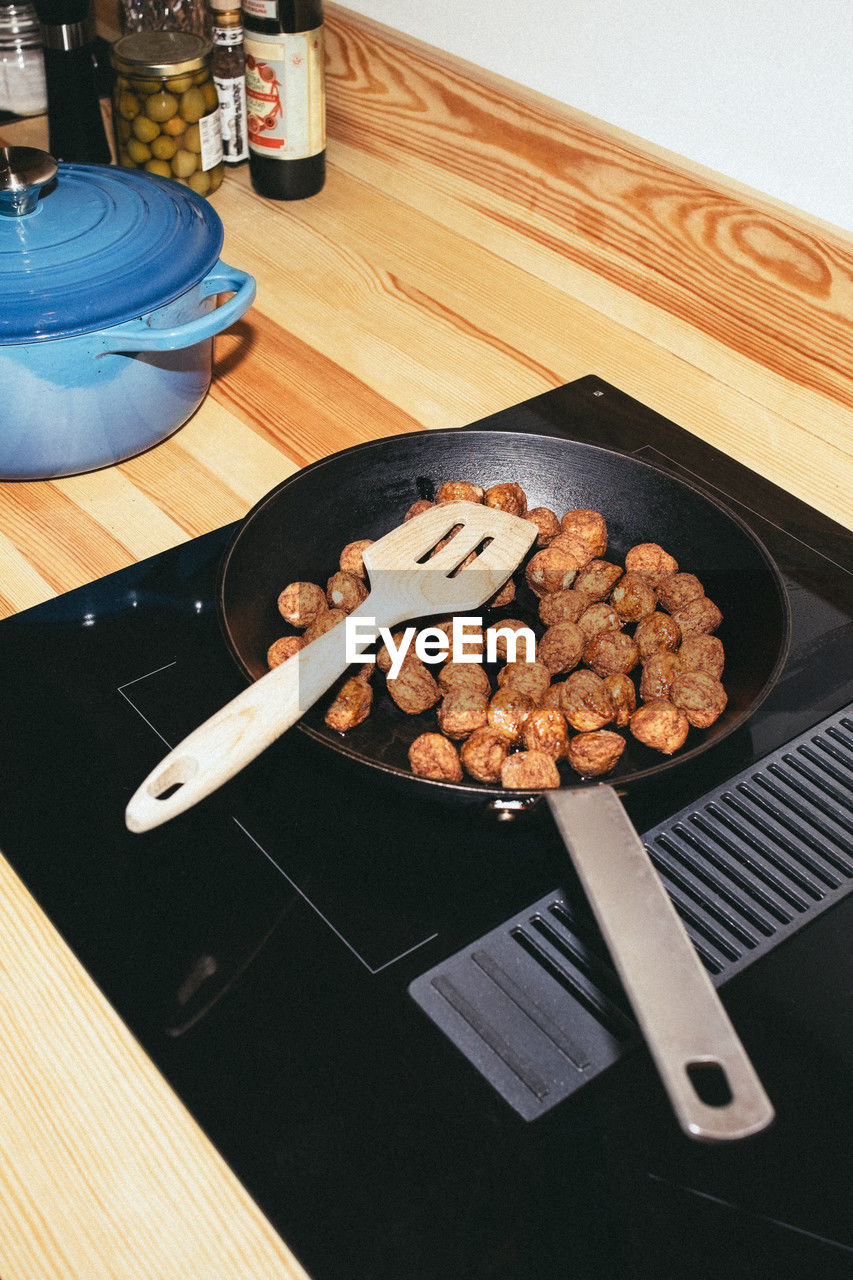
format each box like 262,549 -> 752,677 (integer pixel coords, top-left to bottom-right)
546,785 -> 774,1143
98,263 -> 256,353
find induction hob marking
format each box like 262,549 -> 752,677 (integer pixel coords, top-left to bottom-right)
233,819 -> 439,974
118,660 -> 439,974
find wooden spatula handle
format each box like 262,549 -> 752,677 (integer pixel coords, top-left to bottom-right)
125,606 -> 380,833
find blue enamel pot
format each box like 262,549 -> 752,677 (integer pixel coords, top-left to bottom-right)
0,147 -> 256,479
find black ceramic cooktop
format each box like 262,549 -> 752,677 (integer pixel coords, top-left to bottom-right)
0,377 -> 851,1280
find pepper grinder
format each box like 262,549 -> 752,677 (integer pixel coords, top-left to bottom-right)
32,0 -> 110,162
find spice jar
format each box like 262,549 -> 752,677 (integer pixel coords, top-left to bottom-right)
111,30 -> 224,197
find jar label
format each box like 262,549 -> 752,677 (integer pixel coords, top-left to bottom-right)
213,74 -> 249,162
199,108 -> 224,171
241,0 -> 277,18
243,27 -> 324,161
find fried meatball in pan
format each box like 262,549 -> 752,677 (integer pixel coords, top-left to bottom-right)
634,611 -> 682,662
460,727 -> 511,783
438,660 -> 491,697
670,672 -> 728,728
484,481 -> 527,516
386,655 -> 441,715
326,570 -> 368,614
525,544 -> 580,597
435,480 -> 485,504
672,596 -> 723,637
583,630 -> 640,678
566,730 -> 626,777
404,499 -> 434,521
624,542 -> 678,584
522,706 -> 570,759
339,540 -> 372,579
573,559 -> 623,602
277,580 -> 327,629
656,572 -> 705,613
267,635 -> 304,668
678,634 -> 725,681
630,699 -> 689,755
560,508 -> 608,559
603,673 -> 637,727
525,506 -> 561,546
487,687 -> 535,743
303,607 -> 347,644
549,530 -> 595,570
577,602 -> 622,643
324,677 -> 373,733
538,621 -> 585,675
539,589 -> 588,627
497,660 -> 551,704
639,651 -> 682,702
500,750 -> 561,790
558,669 -> 615,732
610,572 -> 657,623
437,689 -> 490,740
408,733 -> 463,782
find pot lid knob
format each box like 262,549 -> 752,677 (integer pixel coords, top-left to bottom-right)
0,146 -> 58,218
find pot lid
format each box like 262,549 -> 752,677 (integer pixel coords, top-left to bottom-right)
0,146 -> 224,343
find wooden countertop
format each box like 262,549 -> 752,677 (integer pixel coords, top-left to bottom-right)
0,6 -> 851,1277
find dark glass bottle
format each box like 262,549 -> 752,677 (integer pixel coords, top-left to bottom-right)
32,0 -> 110,164
240,0 -> 324,199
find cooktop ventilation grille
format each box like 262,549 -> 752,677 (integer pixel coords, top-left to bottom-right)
409,705 -> 853,1121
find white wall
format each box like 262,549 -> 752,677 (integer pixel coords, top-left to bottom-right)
342,0 -> 852,231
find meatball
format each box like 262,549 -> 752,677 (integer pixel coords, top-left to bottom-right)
558,669 -> 615,732
657,572 -> 705,613
488,577 -> 516,608
497,660 -> 551,703
460,727 -> 511,783
408,732 -> 462,782
603,673 -> 637,727
573,559 -> 623,601
437,689 -> 490,740
577,602 -> 622,643
624,542 -> 679,584
522,706 -> 570,759
610,572 -> 658,623
566,730 -> 627,777
326,570 -> 368,614
525,506 -> 561,546
438,660 -> 491,697
583,630 -> 640,677
485,618 -> 535,663
538,621 -> 585,675
434,617 -> 485,660
549,530 -> 595,570
484,481 -> 527,516
404,498 -> 434,521
303,608 -> 347,644
672,597 -> 723,637
559,508 -> 608,558
678,634 -> 725,680
634,611 -> 682,661
541,683 -> 565,710
630,699 -> 690,755
500,750 -> 561,790
670,672 -> 728,728
339,540 -> 372,579
487,687 -> 535,743
436,480 -> 485,504
386,655 -> 441,714
277,581 -> 328,629
376,631 -> 405,673
325,676 -> 373,732
539,589 -> 588,627
639,651 -> 682,702
267,635 -> 304,668
525,544 -> 580,597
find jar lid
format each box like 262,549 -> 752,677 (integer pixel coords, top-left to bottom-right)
112,30 -> 212,77
0,151 -> 224,344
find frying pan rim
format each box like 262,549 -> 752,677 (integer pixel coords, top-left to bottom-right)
216,427 -> 792,800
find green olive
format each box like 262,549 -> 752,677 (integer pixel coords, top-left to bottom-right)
144,159 -> 172,178
201,80 -> 218,111
151,134 -> 178,160
132,114 -> 159,143
183,123 -> 201,153
167,73 -> 194,93
207,164 -> 223,193
170,149 -> 199,178
162,115 -> 186,138
146,91 -> 179,123
115,116 -> 131,143
133,76 -> 163,94
126,137 -> 152,164
179,87 -> 206,124
188,169 -> 211,196
191,68 -> 208,85
117,91 -> 140,121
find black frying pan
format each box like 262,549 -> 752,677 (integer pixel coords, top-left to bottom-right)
135,429 -> 792,1141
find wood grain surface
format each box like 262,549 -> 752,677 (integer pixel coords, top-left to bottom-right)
0,4 -> 851,1277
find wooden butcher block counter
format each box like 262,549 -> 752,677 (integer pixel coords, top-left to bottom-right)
0,5 -> 851,1277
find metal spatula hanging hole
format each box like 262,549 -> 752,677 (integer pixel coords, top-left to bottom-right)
125,501 -> 537,832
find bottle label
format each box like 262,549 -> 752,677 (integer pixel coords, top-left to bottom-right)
199,109 -> 225,170
212,25 -> 244,46
241,0 -> 277,18
213,74 -> 249,162
243,26 -> 324,161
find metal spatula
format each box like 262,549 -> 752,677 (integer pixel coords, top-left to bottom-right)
125,500 -> 537,832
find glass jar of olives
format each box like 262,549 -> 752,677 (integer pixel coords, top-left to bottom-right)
111,30 -> 224,198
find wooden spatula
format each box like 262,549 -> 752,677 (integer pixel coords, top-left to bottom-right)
125,500 -> 537,832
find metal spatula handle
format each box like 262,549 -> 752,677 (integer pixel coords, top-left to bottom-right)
547,786 -> 774,1141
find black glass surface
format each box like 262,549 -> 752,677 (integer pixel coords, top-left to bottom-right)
0,377 -> 850,1279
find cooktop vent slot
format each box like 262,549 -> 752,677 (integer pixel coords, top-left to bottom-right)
410,703 -> 853,1121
